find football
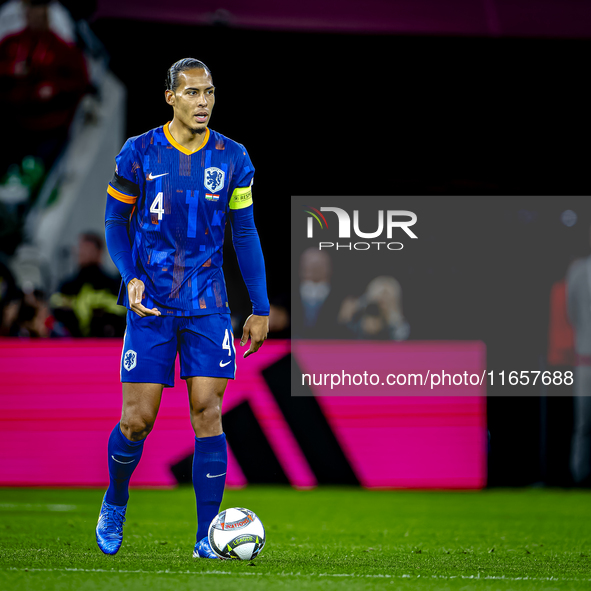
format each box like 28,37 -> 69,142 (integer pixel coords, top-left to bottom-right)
208,507 -> 266,560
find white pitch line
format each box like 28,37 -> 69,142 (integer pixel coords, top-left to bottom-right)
2,567 -> 590,583
0,503 -> 77,512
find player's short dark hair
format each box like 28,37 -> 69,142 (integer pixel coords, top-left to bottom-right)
166,58 -> 212,92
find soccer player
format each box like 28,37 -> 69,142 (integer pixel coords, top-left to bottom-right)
96,58 -> 269,558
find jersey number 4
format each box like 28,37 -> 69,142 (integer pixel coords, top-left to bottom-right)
150,192 -> 164,220
222,329 -> 232,357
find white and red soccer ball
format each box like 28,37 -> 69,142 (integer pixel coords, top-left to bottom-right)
208,507 -> 266,560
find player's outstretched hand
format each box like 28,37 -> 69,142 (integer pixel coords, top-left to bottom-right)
127,278 -> 161,318
240,314 -> 269,358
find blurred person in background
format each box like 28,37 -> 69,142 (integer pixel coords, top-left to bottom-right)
0,259 -> 20,335
9,286 -> 67,337
543,258 -> 576,485
566,236 -> 591,487
548,271 -> 576,369
50,232 -> 125,337
267,295 -> 290,339
292,247 -> 343,338
0,0 -> 90,172
339,276 -> 410,340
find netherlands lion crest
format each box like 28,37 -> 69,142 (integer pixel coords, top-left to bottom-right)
123,350 -> 137,371
204,167 -> 225,192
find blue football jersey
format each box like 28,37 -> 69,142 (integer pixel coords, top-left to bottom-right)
107,123 -> 255,316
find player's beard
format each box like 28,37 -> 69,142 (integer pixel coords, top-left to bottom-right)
189,126 -> 207,135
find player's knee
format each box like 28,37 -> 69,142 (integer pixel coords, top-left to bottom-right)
120,415 -> 155,441
191,404 -> 222,433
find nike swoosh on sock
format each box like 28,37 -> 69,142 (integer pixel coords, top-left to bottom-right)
111,455 -> 136,464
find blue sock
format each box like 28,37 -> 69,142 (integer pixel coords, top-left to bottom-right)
193,433 -> 227,541
105,423 -> 145,506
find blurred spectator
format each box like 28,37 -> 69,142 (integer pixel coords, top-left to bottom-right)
292,247 -> 343,338
267,295 -> 290,339
9,286 -> 68,337
548,276 -> 575,367
0,0 -> 90,172
0,259 -> 20,335
566,242 -> 591,487
50,232 -> 125,337
543,267 -> 576,486
339,276 -> 410,340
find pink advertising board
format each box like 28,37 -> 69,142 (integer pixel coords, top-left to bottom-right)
0,339 -> 486,489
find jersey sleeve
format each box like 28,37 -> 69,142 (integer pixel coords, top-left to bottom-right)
228,144 -> 255,211
105,138 -> 140,287
229,205 -> 269,316
227,145 -> 268,315
107,138 -> 140,205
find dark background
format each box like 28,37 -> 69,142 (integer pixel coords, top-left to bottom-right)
91,20 -> 590,300
91,18 -> 590,487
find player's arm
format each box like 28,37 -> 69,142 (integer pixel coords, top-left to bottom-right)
229,187 -> 269,358
105,168 -> 160,318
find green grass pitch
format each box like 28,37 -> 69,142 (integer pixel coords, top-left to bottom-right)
1,487 -> 590,590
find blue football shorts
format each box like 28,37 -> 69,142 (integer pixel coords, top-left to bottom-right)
120,311 -> 236,387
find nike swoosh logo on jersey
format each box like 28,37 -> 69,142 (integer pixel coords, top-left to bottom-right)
147,172 -> 169,180
206,472 -> 227,478
111,455 -> 135,464
219,360 -> 232,367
